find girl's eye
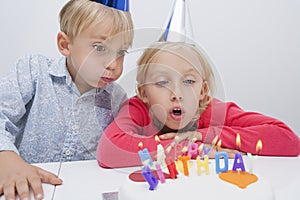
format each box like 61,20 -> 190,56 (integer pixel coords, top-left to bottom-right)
183,79 -> 195,85
155,80 -> 168,86
117,49 -> 128,56
93,44 -> 106,52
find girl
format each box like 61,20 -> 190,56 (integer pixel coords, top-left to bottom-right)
97,41 -> 299,168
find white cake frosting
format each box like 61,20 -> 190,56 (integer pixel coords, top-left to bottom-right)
119,160 -> 275,200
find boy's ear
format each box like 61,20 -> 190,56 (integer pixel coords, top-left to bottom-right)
57,32 -> 70,56
200,81 -> 208,100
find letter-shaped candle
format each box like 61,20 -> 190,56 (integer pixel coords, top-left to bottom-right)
141,165 -> 158,190
155,163 -> 166,183
215,152 -> 229,174
155,136 -> 166,167
178,155 -> 191,176
138,142 -> 153,166
196,155 -> 209,175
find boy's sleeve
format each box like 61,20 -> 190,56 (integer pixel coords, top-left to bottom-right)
0,55 -> 35,153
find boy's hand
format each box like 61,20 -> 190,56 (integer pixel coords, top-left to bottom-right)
0,151 -> 63,200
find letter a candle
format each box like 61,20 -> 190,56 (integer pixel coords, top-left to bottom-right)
218,134 -> 258,188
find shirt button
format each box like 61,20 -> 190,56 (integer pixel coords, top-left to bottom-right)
72,125 -> 79,131
65,149 -> 71,156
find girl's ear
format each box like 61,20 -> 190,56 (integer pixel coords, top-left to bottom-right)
57,32 -> 70,56
138,85 -> 149,104
200,81 -> 208,100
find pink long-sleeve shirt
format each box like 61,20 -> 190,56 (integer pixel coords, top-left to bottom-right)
97,96 -> 299,168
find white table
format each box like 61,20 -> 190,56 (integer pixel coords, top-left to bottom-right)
1,156 -> 299,200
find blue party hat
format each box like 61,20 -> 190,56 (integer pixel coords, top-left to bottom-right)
159,0 -> 194,43
94,0 -> 129,12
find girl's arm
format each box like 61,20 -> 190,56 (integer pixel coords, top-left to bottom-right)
199,99 -> 299,156
96,97 -> 173,168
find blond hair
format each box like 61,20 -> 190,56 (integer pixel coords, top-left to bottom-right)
59,0 -> 134,45
137,41 -> 215,114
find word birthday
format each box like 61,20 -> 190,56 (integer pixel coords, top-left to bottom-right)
137,134 -> 263,190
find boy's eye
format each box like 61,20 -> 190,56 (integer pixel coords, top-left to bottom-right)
183,79 -> 195,85
117,49 -> 128,56
93,44 -> 106,52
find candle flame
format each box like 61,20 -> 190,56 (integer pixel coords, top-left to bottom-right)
138,142 -> 143,149
174,136 -> 180,143
236,133 -> 241,149
155,135 -> 160,143
181,146 -> 188,153
217,140 -> 222,148
256,139 -> 262,154
198,143 -> 204,152
192,137 -> 197,143
211,135 -> 218,146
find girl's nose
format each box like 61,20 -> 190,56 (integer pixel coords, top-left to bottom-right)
170,86 -> 184,101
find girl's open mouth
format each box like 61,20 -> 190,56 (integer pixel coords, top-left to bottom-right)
170,107 -> 184,121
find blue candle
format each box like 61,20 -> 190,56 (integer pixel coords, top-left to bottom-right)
138,142 -> 153,166
141,165 -> 158,190
215,152 -> 229,174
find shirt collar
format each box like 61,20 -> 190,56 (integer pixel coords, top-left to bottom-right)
48,56 -> 73,86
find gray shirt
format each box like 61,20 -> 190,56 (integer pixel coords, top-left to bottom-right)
0,54 -> 126,163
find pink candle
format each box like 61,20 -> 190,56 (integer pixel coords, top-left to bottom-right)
187,142 -> 198,159
155,163 -> 166,183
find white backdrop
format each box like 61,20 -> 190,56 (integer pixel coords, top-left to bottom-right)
0,0 -> 299,136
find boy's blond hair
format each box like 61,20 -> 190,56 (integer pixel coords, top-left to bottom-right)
137,41 -> 215,114
59,0 -> 134,46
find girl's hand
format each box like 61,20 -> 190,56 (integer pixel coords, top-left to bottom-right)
159,130 -> 203,143
0,151 -> 63,200
206,146 -> 246,158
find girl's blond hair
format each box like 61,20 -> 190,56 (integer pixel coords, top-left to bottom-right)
59,0 -> 134,45
137,41 -> 216,114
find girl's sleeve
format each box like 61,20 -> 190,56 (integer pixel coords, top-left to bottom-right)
0,55 -> 35,153
96,97 -> 172,168
198,99 -> 300,156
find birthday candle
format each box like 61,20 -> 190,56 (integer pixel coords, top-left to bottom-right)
187,137 -> 198,159
155,136 -> 166,167
178,155 -> 191,176
165,158 -> 178,179
141,165 -> 158,190
196,154 -> 209,175
138,142 -> 153,166
203,145 -> 211,156
155,163 -> 166,183
215,152 -> 229,174
247,139 -> 262,174
232,133 -> 245,172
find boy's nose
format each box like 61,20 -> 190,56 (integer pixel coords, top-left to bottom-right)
105,57 -> 121,70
